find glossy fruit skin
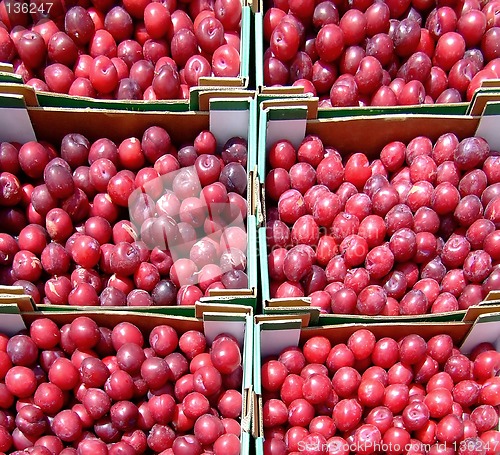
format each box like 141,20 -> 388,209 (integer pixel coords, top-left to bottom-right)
262,328 -> 500,455
266,132 -> 500,317
4,129 -> 249,307
261,0 -> 499,105
0,318 -> 243,453
7,0 -> 242,100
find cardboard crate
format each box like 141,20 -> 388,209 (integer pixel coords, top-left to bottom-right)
0,289 -> 253,454
253,309 -> 500,454
0,93 -> 259,313
0,2 -> 252,110
257,97 -> 500,323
